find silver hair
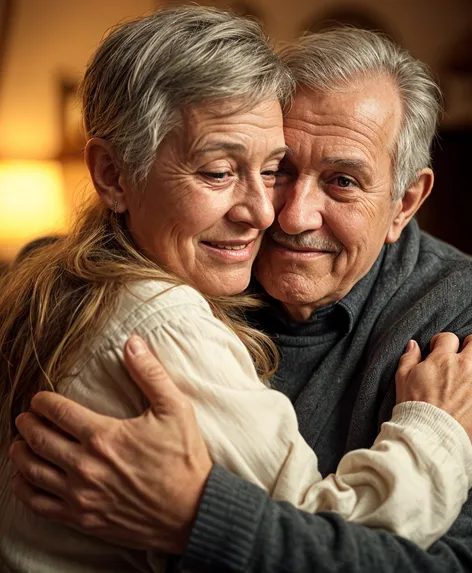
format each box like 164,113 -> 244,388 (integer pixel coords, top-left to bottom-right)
280,28 -> 443,200
80,6 -> 294,188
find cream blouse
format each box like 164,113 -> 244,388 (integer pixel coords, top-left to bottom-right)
1,280 -> 471,573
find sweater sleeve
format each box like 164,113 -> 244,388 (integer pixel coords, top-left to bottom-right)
142,304 -> 472,550
182,467 -> 472,573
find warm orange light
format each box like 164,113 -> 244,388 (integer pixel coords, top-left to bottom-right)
0,160 -> 67,260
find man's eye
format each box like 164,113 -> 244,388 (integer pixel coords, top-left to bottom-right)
333,176 -> 356,188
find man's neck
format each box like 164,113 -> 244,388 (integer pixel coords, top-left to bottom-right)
282,301 -> 327,322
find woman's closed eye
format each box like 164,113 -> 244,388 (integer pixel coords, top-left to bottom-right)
201,171 -> 231,180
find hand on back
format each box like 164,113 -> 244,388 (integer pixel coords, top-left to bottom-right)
396,333 -> 472,439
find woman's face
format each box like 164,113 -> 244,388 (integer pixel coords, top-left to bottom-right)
124,99 -> 286,295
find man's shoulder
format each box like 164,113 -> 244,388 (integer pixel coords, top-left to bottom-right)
412,231 -> 472,299
383,225 -> 472,300
418,230 -> 472,268
374,229 -> 472,344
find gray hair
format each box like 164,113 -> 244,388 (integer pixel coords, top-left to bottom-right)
80,6 -> 294,188
280,28 -> 443,199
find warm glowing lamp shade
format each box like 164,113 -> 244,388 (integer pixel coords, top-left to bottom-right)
0,160 -> 67,260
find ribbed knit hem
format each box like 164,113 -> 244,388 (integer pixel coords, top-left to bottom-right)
181,464 -> 268,572
392,401 -> 472,485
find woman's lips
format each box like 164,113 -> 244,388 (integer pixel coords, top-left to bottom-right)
200,239 -> 258,262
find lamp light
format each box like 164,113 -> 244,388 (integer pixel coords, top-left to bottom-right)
0,160 -> 66,260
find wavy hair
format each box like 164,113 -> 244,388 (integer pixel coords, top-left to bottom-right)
0,5 -> 288,439
280,28 -> 442,200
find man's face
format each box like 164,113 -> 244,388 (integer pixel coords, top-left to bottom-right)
254,75 -> 404,320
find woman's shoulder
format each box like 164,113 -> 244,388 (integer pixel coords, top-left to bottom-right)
105,279 -> 212,340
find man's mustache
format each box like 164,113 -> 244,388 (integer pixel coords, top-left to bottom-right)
267,228 -> 342,253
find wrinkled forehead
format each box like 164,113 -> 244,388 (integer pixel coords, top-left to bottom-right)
285,78 -> 402,152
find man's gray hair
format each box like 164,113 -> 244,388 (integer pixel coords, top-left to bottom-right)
280,28 -> 443,199
81,6 -> 294,187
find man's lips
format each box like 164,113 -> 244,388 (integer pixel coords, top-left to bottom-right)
267,236 -> 339,259
269,238 -> 338,254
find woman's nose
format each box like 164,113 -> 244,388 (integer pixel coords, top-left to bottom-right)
227,178 -> 275,230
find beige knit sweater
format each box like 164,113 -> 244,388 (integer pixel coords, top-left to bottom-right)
1,280 -> 471,573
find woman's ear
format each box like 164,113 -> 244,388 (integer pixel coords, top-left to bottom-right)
385,168 -> 434,244
85,138 -> 128,213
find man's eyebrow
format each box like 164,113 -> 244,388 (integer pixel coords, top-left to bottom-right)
323,157 -> 371,173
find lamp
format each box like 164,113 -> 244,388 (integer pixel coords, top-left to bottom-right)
0,160 -> 67,260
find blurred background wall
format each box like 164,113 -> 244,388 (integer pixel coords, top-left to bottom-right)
0,0 -> 470,267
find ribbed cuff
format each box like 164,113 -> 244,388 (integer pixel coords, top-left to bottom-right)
392,401 -> 472,485
181,464 -> 269,573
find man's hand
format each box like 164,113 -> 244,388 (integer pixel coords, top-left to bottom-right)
9,335 -> 212,553
396,332 -> 472,439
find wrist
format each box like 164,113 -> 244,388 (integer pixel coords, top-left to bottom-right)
391,401 -> 472,485
181,464 -> 268,571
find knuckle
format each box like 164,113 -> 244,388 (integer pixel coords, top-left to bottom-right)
28,429 -> 47,454
458,354 -> 472,372
74,458 -> 94,481
463,334 -> 472,347
77,511 -> 104,532
139,359 -> 166,382
9,440 -> 22,461
23,463 -> 43,486
51,401 -> 72,426
87,427 -> 118,462
73,457 -> 104,488
88,430 -> 110,455
434,353 -> 452,369
72,490 -> 95,512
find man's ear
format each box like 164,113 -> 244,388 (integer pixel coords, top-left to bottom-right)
85,138 -> 128,213
385,168 -> 434,244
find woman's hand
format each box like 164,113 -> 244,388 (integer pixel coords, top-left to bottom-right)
396,332 -> 472,439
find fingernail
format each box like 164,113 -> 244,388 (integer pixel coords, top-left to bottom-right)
406,340 -> 416,353
128,335 -> 148,356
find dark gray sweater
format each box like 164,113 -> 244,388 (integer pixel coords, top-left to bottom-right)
182,220 -> 472,573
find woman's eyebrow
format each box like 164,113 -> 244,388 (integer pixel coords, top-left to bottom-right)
193,142 -> 247,156
267,146 -> 290,159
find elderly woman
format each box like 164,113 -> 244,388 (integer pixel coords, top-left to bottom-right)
0,7 -> 471,573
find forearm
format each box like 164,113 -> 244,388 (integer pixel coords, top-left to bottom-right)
181,466 -> 472,573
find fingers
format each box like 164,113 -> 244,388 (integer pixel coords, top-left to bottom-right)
124,335 -> 184,411
15,412 -> 82,471
461,334 -> 472,353
9,440 -> 68,497
11,472 -> 70,522
396,340 -> 422,381
30,392 -> 107,441
430,332 -> 460,353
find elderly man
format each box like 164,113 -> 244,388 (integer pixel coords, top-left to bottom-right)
10,28 -> 472,572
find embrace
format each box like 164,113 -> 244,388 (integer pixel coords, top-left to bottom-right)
2,6 -> 472,573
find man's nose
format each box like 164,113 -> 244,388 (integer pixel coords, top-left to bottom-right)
227,177 -> 275,230
276,176 -> 324,235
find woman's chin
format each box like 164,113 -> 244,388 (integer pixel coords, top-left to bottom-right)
197,274 -> 251,297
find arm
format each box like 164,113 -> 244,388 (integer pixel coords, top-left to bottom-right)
10,323 -> 472,557
183,466 -> 472,573
181,333 -> 472,573
141,313 -> 471,549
